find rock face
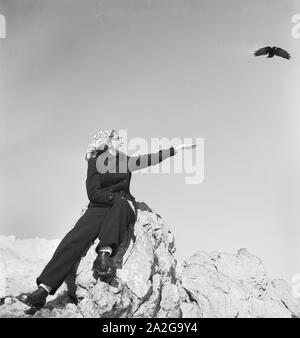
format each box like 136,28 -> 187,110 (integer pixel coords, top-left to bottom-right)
178,249 -> 300,318
0,202 -> 299,318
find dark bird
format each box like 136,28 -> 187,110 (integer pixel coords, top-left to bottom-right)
254,46 -> 291,60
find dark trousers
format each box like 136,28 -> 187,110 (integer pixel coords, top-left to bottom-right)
36,202 -> 136,295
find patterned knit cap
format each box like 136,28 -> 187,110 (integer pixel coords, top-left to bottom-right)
86,129 -> 114,160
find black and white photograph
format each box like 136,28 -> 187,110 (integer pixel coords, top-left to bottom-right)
1,0 -> 300,322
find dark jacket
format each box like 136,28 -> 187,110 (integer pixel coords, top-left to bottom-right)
86,146 -> 176,210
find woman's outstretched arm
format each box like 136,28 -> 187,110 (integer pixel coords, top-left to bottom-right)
126,143 -> 198,172
127,146 -> 176,172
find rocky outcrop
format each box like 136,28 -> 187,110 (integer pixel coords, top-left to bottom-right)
64,202 -> 179,318
177,249 -> 300,318
0,202 -> 299,318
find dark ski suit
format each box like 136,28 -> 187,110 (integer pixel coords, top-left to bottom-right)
36,147 -> 175,295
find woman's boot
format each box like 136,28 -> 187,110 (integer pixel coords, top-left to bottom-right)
16,286 -> 49,313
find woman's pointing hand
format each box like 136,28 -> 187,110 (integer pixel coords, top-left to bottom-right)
174,143 -> 198,154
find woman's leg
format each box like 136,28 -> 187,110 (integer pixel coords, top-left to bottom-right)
96,199 -> 136,257
36,206 -> 110,295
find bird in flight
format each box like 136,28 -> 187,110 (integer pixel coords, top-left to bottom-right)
254,46 -> 291,60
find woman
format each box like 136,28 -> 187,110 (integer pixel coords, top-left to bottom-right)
16,129 -> 196,313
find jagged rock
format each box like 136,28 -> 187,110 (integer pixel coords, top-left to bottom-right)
156,281 -> 181,318
178,248 -> 299,318
1,202 -> 299,318
266,279 -> 300,316
66,202 -> 178,318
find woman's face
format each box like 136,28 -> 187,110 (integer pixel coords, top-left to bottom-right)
109,130 -> 123,151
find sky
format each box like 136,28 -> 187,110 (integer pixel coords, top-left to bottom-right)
1,0 -> 300,284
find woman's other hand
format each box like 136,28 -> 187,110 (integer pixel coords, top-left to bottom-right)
174,143 -> 198,154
